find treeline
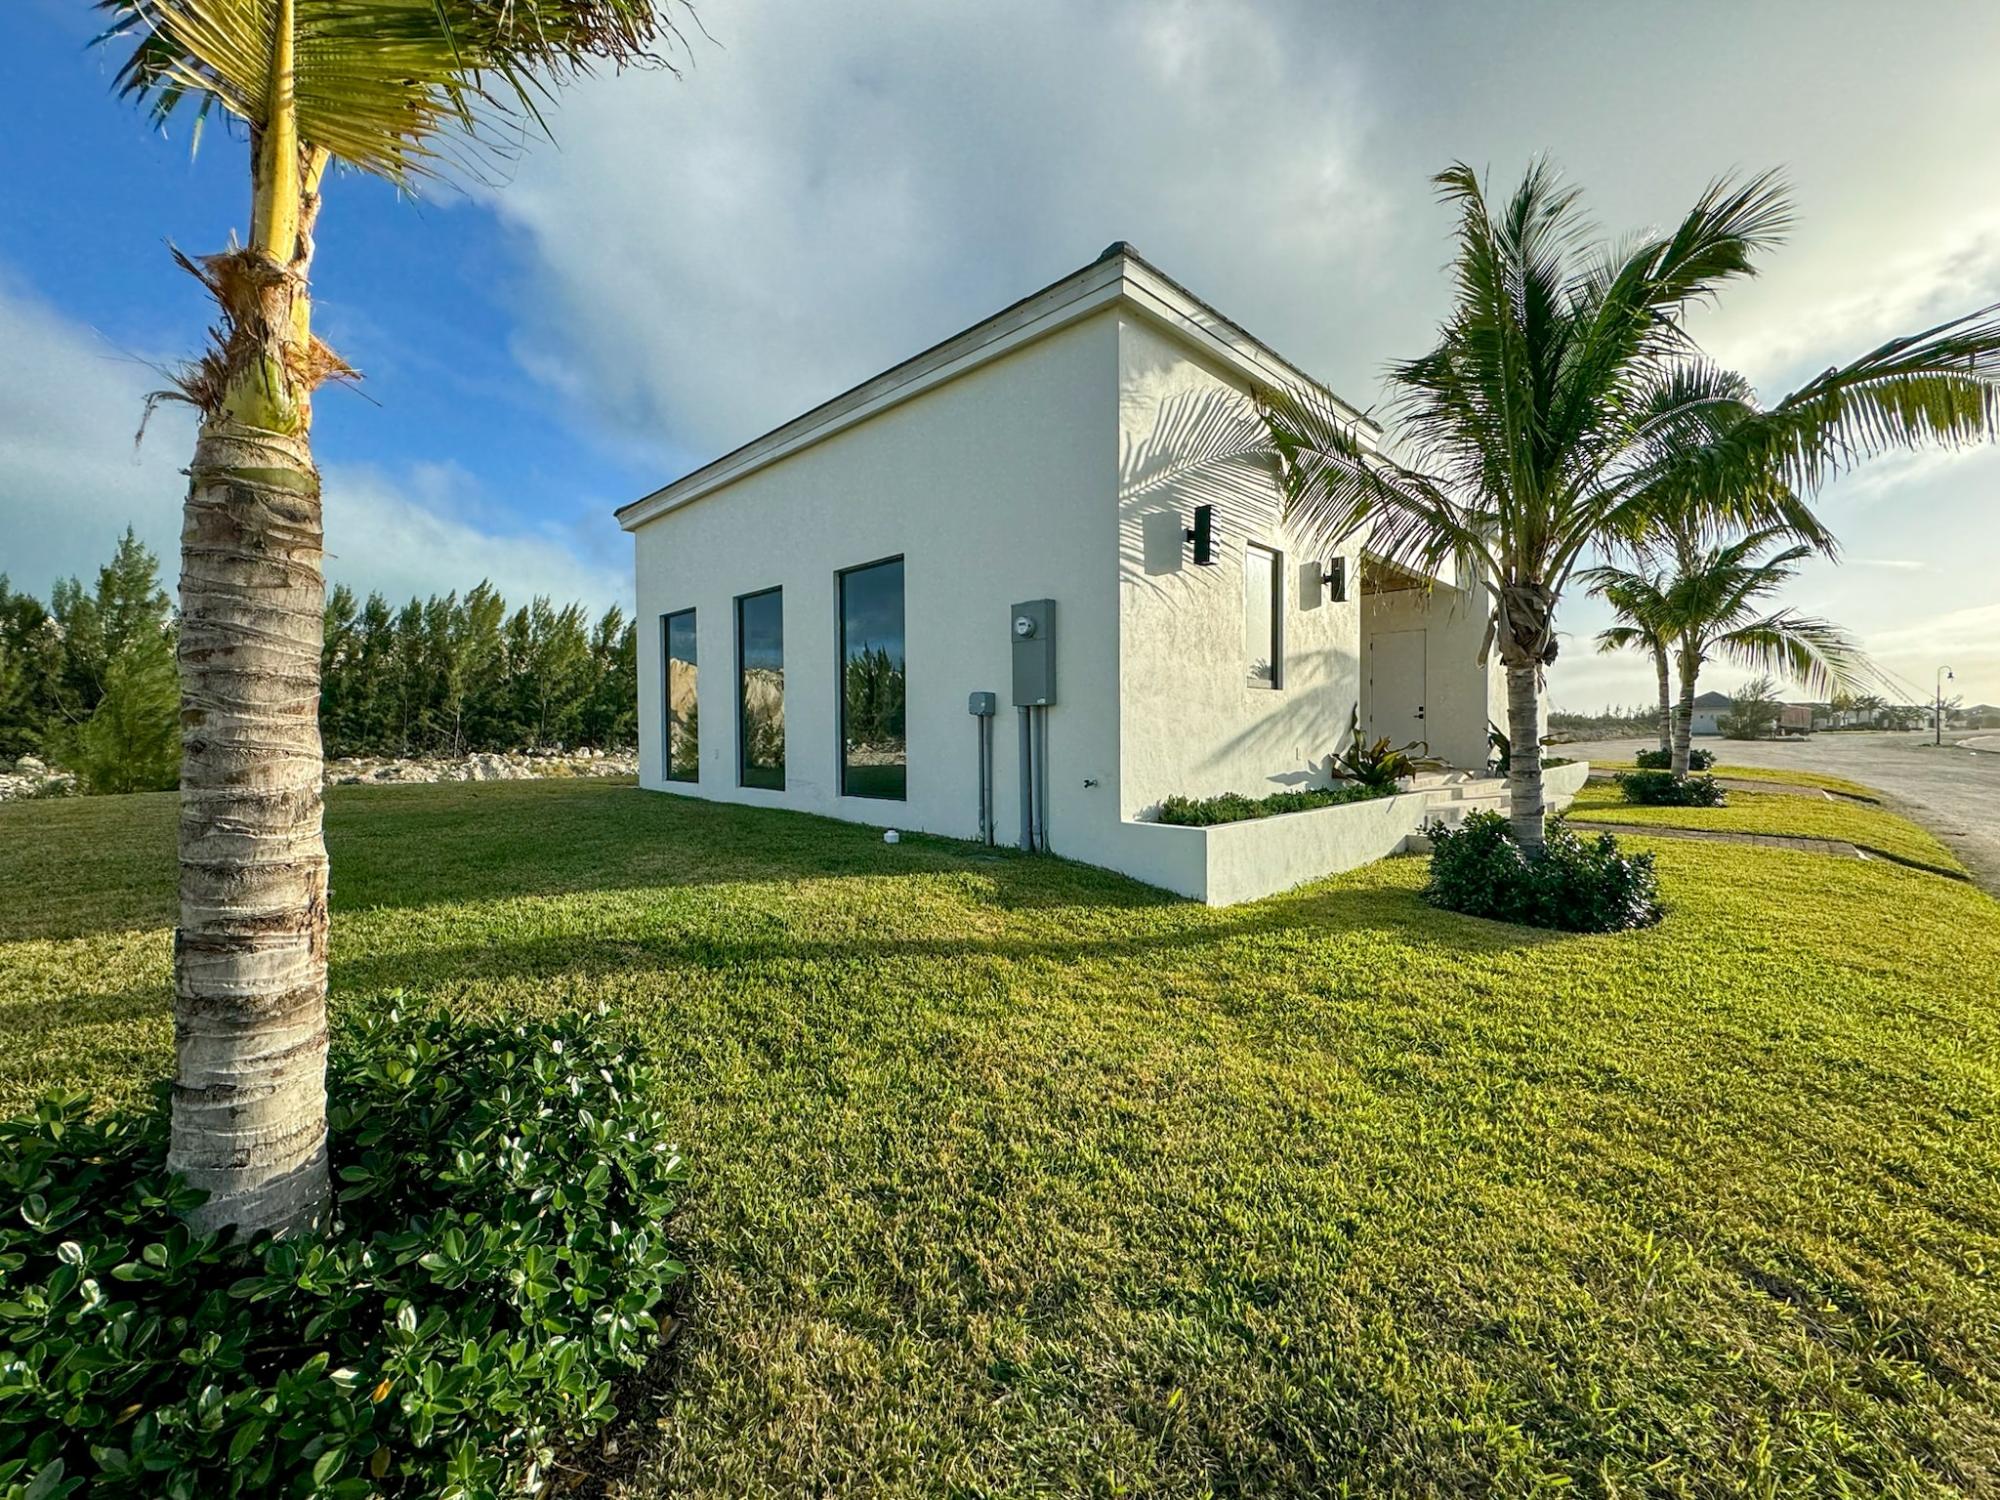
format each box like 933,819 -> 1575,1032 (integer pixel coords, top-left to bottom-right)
321,584 -> 634,758
0,530 -> 637,791
0,530 -> 179,790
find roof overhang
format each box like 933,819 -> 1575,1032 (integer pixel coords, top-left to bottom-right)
615,243 -> 1380,533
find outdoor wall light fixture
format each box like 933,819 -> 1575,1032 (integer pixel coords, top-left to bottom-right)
1185,504 -> 1215,565
1322,555 -> 1347,601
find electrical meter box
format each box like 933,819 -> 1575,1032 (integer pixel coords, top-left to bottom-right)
1010,599 -> 1056,706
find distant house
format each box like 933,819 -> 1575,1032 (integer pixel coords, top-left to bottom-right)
615,243 -> 1556,904
1689,691 -> 1733,737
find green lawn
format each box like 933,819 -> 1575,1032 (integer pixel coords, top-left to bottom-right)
1590,759 -> 1884,801
6,780 -> 2000,1495
1568,780 -> 1970,877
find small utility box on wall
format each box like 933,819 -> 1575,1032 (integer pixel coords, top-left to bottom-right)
1011,599 -> 1056,706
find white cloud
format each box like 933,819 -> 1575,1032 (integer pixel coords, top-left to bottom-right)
486,0 -> 1383,459
0,276 -> 626,613
0,274 -> 193,589
323,461 -> 628,611
1697,220 -> 2000,392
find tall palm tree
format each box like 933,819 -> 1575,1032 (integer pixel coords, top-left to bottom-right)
98,0 -> 689,1237
1258,161 -> 2000,850
1625,524 -> 1872,775
1585,568 -> 1675,755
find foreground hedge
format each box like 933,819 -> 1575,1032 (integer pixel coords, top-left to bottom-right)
1423,811 -> 1663,932
0,1003 -> 685,1500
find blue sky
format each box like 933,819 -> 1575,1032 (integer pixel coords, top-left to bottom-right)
4,0 -> 1997,709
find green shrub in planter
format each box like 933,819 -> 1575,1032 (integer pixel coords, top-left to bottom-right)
1616,769 -> 1727,806
0,1002 -> 685,1500
1155,782 -> 1391,827
1634,747 -> 1714,771
1422,811 -> 1663,932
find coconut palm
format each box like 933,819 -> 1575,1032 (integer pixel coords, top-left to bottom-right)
97,0 -> 690,1236
1258,161 -> 2000,850
1586,568 -> 1675,755
1617,524 -> 1872,775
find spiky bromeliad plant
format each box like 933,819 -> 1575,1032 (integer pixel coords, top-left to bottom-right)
1255,161 -> 2000,851
95,0 -> 689,1238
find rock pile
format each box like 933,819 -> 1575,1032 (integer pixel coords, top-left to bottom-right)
0,756 -> 79,804
324,746 -> 639,787
0,748 -> 639,801
0,756 -> 79,803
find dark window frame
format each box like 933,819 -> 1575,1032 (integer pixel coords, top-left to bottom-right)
836,554 -> 907,802
734,586 -> 786,791
661,607 -> 699,783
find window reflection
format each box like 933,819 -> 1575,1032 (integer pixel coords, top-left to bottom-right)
839,559 -> 906,800
737,589 -> 785,789
663,609 -> 698,783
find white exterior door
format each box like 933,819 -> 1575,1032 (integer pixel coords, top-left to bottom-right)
1368,629 -> 1427,750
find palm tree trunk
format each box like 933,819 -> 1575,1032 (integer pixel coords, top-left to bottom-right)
1670,650 -> 1698,778
169,101 -> 336,1236
1653,643 -> 1672,755
172,419 -> 330,1237
1504,662 -> 1545,852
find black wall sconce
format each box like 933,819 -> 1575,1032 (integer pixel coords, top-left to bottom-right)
1185,504 -> 1215,565
1322,555 -> 1347,601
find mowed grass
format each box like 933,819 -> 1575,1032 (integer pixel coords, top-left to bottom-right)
1590,759 -> 1884,801
1568,780 -> 1970,878
6,780 -> 2000,1496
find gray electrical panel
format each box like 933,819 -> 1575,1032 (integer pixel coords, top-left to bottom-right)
1010,599 -> 1056,706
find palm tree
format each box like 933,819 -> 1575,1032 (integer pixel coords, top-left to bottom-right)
1258,161 -> 2000,850
1629,524 -> 1872,775
1585,568 -> 1675,755
97,0 -> 689,1236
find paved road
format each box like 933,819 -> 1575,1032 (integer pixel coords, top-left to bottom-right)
1556,731 -> 2000,895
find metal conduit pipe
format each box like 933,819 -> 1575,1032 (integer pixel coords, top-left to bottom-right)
1040,708 -> 1054,850
1018,707 -> 1035,851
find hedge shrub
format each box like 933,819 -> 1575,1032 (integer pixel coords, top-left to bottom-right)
1422,811 -> 1663,932
1634,747 -> 1714,771
0,1002 -> 685,1500
1616,770 -> 1727,806
1156,782 -> 1393,827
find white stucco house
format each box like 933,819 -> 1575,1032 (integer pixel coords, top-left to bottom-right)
1689,691 -> 1733,737
619,245 -> 1582,904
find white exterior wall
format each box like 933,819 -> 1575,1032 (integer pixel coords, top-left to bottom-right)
633,315 -> 1122,859
1114,316 -> 1361,817
1360,581 -> 1502,771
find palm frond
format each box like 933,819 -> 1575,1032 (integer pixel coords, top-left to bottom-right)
1260,385 -> 1474,577
98,0 -> 691,183
1712,611 -> 1873,698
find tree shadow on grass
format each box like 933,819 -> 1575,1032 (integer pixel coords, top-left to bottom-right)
1,781 -> 1165,942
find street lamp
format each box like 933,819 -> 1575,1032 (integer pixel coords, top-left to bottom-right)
1936,665 -> 1955,746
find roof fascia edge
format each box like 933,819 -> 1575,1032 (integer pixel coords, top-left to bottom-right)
617,252 -> 1378,533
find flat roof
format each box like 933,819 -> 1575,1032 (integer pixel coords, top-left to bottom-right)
616,242 -> 1377,532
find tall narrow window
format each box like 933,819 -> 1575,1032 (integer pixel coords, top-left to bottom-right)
736,588 -> 785,789
839,557 -> 906,800
662,609 -> 699,783
1246,542 -> 1282,688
